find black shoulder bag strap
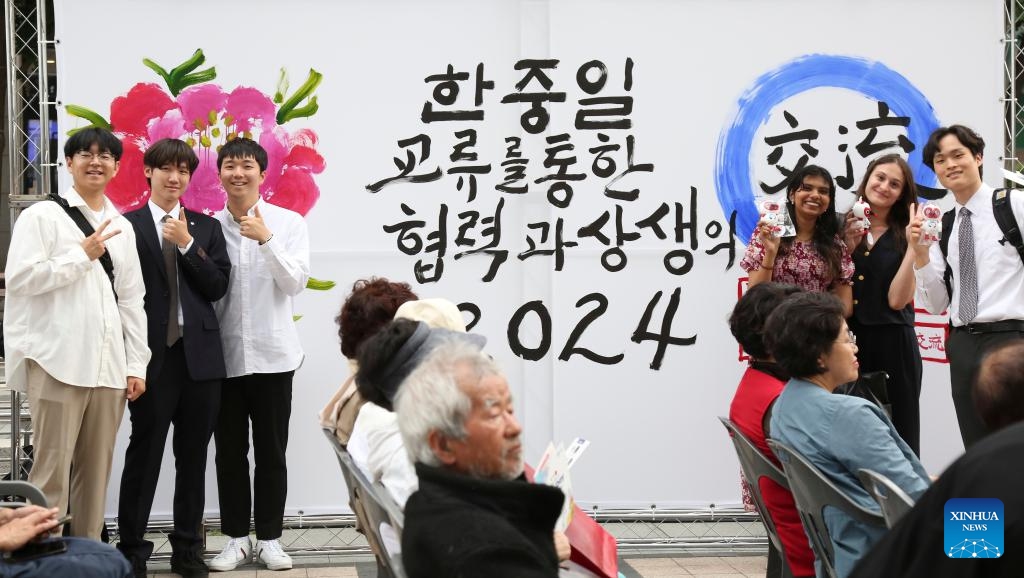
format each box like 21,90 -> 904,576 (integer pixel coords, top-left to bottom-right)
992,188 -> 1024,266
938,207 -> 956,298
47,193 -> 118,300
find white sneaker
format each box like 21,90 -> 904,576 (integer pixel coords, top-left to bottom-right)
208,536 -> 252,572
256,539 -> 293,571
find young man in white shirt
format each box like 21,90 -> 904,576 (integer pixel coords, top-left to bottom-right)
118,138 -> 231,578
208,138 -> 310,572
3,127 -> 149,539
910,124 -> 1024,448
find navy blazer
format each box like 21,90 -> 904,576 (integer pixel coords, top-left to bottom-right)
125,206 -> 231,383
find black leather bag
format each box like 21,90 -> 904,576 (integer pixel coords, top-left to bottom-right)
836,371 -> 891,419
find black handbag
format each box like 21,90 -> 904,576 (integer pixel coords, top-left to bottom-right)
836,371 -> 891,419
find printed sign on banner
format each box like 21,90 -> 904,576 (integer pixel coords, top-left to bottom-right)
49,0 -> 998,514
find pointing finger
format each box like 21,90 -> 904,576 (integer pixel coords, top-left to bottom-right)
100,229 -> 122,242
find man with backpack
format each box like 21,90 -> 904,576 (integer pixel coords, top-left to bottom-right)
911,124 -> 1024,448
3,127 -> 149,538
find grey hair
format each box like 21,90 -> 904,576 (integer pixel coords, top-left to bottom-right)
395,337 -> 501,467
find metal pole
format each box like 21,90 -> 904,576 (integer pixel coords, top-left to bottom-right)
35,0 -> 52,197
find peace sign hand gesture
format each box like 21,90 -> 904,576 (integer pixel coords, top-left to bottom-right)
81,219 -> 121,261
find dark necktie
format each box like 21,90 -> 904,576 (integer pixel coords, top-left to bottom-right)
162,215 -> 181,346
957,207 -> 978,324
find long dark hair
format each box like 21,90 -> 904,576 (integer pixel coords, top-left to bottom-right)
850,154 -> 917,253
781,165 -> 843,282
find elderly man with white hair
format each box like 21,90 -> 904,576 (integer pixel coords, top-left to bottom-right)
396,339 -> 565,578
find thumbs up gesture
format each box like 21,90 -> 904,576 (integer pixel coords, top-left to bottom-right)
162,206 -> 193,249
239,203 -> 272,244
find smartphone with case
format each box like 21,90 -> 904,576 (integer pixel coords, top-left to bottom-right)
3,538 -> 67,562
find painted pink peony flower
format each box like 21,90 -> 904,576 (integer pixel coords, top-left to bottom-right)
66,49 -> 325,216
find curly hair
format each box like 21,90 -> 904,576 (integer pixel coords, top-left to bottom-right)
728,283 -> 804,360
336,278 -> 417,359
763,292 -> 844,379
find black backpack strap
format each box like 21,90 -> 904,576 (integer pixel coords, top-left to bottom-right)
939,207 -> 956,298
48,193 -> 118,300
993,188 -> 1024,266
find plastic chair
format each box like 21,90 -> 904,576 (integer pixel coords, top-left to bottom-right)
857,468 -> 915,529
0,480 -> 48,508
718,417 -> 794,578
322,428 -> 407,578
767,439 -> 884,578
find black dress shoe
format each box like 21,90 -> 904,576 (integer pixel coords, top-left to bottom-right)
171,550 -> 210,577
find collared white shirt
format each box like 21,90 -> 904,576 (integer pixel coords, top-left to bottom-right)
915,183 -> 1024,325
3,187 -> 150,391
213,198 -> 309,377
147,200 -> 193,328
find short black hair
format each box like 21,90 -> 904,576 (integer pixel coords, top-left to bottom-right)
64,127 -> 123,161
355,318 -> 420,411
144,138 -> 199,173
763,292 -> 845,379
973,340 -> 1024,432
217,137 -> 268,172
728,283 -> 804,360
922,124 -> 985,178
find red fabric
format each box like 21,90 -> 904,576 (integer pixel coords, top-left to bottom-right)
564,504 -> 618,578
729,367 -> 815,576
523,464 -> 618,578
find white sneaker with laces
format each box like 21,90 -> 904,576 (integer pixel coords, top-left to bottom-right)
256,539 -> 293,571
208,536 -> 252,572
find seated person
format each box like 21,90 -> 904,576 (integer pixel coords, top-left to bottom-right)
727,282 -> 813,577
973,339 -> 1024,433
850,341 -> 1024,577
0,505 -> 131,577
351,298 -> 474,507
319,278 -> 417,446
396,339 -> 564,578
765,292 -> 930,578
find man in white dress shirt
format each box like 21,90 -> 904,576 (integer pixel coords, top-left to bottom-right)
3,127 -> 149,539
911,124 -> 1024,448
208,138 -> 309,572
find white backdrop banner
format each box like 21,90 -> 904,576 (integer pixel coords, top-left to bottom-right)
51,0 -> 1002,515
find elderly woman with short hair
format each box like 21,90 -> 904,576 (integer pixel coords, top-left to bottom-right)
765,292 -> 929,578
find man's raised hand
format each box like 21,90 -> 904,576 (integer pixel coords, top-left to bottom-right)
81,219 -> 121,261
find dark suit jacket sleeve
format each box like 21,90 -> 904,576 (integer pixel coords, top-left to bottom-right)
178,214 -> 231,302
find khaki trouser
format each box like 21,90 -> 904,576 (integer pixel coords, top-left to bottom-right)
25,359 -> 126,539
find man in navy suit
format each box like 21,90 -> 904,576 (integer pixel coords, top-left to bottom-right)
117,139 -> 231,578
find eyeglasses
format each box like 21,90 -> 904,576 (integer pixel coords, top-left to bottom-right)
74,151 -> 116,163
839,330 -> 858,346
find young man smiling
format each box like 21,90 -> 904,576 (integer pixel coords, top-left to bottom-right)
118,138 -> 231,578
4,127 -> 149,540
911,125 -> 1024,448
209,138 -> 310,572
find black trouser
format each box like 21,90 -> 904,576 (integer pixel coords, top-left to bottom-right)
947,328 -> 1024,448
848,322 -> 923,455
214,372 -> 293,540
117,341 -> 221,561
